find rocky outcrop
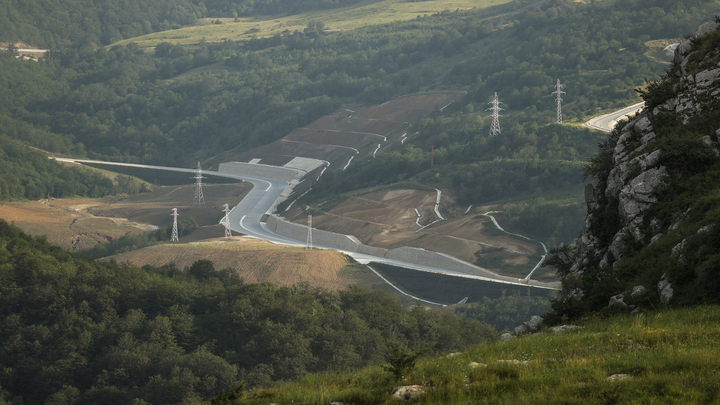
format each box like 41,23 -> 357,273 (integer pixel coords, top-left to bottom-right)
559,20 -> 720,309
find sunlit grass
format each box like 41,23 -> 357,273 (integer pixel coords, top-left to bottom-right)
235,305 -> 720,404
112,0 -> 513,47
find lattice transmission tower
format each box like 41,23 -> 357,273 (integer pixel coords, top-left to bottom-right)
192,162 -> 205,208
170,208 -> 179,242
222,203 -> 232,239
551,79 -> 566,124
486,92 -> 504,137
306,214 -> 313,250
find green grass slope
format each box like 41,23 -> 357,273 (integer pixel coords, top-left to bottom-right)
222,305 -> 720,404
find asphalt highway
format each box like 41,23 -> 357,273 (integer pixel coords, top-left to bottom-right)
584,102 -> 645,132
52,158 -> 559,291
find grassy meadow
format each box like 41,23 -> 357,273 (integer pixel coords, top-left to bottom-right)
231,305 -> 720,404
112,0 -> 514,47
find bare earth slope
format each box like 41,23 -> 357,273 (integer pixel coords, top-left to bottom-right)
0,183 -> 250,251
109,238 -> 377,290
284,187 -> 547,280
218,93 -> 463,173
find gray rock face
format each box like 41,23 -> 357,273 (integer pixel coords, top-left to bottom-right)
696,68 -> 720,89
693,21 -> 720,39
671,239 -> 687,258
562,20 -> 720,301
500,333 -> 515,342
584,178 -> 602,210
618,167 -> 667,241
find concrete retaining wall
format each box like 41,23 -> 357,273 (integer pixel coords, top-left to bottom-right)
219,162 -> 302,181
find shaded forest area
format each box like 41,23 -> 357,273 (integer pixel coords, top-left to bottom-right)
0,220 -> 496,404
0,136 -> 147,200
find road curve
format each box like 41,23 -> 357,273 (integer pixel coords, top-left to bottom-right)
52,158 -> 559,291
584,102 -> 645,132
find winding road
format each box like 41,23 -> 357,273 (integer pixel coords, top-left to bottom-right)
584,102 -> 645,132
46,103 -> 655,298
52,157 -> 559,293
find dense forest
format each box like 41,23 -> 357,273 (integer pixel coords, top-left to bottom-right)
0,220 -> 496,404
0,136 -> 147,200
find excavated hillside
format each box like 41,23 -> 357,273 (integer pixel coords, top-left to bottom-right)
283,187 -> 551,281
552,20 -> 720,316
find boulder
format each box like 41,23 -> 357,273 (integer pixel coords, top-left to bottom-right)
391,386 -> 433,401
607,374 -> 632,382
525,315 -> 544,332
500,333 -> 515,342
469,362 -> 488,368
514,324 -> 529,336
608,294 -> 627,308
658,273 -> 674,303
631,285 -> 647,299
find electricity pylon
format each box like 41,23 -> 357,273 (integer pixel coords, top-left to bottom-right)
170,208 -> 179,242
192,162 -> 205,208
222,203 -> 232,239
551,79 -> 566,124
306,214 -> 313,250
486,92 -> 504,137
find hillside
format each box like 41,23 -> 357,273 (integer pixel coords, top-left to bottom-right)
0,220 -> 497,404
284,187 -> 555,280
107,238 -> 375,291
549,20 -> 720,319
0,182 -> 250,251
224,305 -> 720,404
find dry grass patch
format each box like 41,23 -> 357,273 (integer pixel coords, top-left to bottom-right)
108,239 -> 375,290
112,0 -> 513,47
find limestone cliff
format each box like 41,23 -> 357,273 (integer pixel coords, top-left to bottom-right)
552,19 -> 720,315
